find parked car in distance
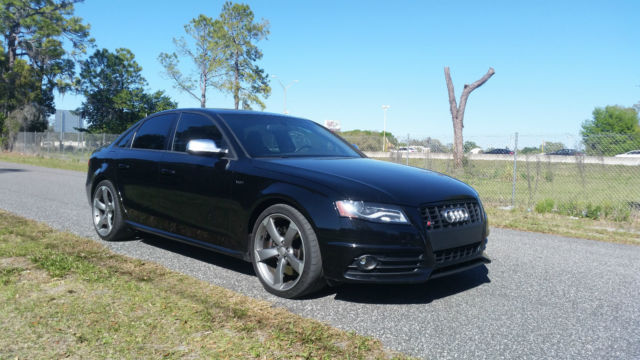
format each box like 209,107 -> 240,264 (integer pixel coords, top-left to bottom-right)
484,148 -> 514,155
615,150 -> 640,158
86,109 -> 490,298
397,146 -> 417,152
545,149 -> 583,156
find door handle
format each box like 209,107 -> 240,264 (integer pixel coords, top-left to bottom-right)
118,163 -> 130,169
160,168 -> 176,175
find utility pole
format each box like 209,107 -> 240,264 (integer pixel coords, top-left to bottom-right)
272,75 -> 298,114
381,105 -> 390,151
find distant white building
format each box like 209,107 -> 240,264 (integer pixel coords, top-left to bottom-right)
54,110 -> 84,133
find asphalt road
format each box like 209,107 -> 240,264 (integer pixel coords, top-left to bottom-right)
1,161 -> 639,359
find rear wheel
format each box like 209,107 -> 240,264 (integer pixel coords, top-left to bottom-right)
92,180 -> 132,241
251,204 -> 324,298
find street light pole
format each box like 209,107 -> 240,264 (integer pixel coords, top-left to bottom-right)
381,105 -> 390,152
272,75 -> 298,114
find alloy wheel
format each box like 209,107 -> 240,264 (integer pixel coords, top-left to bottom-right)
93,185 -> 115,237
254,214 -> 305,291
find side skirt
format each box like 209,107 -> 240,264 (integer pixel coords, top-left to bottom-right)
126,221 -> 247,260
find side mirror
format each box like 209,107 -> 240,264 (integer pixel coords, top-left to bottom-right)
186,139 -> 228,156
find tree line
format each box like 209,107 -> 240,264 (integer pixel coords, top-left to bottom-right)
345,103 -> 640,156
581,105 -> 640,156
0,0 -> 269,148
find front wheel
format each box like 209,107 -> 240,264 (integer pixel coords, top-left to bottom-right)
92,180 -> 132,241
250,204 -> 324,298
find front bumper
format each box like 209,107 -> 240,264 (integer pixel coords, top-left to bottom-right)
318,207 -> 490,284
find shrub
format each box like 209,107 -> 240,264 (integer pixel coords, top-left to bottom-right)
535,199 -> 554,214
602,203 -> 631,222
557,201 -> 581,217
584,203 -> 602,220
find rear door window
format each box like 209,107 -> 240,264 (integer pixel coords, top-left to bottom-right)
132,114 -> 177,150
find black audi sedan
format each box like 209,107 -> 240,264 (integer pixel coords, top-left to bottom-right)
86,109 -> 490,298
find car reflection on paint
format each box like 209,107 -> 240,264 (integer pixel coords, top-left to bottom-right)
545,149 -> 584,156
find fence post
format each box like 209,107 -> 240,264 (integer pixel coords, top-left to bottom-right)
405,134 -> 410,165
511,132 -> 519,208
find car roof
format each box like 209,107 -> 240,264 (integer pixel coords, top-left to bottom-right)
154,108 -> 301,119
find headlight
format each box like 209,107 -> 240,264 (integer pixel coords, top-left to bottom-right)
335,200 -> 409,224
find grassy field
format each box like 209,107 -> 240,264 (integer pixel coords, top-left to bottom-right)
0,151 -> 88,172
0,210 -> 408,359
382,156 -> 640,208
376,156 -> 640,220
1,151 -> 638,245
486,207 -> 639,245
375,156 -> 640,243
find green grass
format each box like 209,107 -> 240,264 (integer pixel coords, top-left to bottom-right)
377,156 -> 640,217
376,156 -> 640,244
486,207 -> 639,245
0,210 -> 408,359
0,152 -> 89,172
382,156 -> 640,210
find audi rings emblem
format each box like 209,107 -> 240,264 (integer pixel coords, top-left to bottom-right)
442,208 -> 470,223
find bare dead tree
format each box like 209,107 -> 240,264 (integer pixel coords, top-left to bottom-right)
444,67 -> 495,167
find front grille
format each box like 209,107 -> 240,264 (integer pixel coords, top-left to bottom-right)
434,242 -> 483,265
421,201 -> 482,231
345,253 -> 423,275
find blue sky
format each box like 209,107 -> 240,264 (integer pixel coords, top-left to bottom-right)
56,0 -> 639,147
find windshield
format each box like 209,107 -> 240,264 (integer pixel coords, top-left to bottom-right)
221,114 -> 361,158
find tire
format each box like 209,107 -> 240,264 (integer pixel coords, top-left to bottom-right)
250,204 -> 324,298
91,180 -> 132,241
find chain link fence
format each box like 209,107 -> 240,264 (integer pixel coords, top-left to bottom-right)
349,132 -> 640,223
8,130 -> 640,223
12,131 -> 119,159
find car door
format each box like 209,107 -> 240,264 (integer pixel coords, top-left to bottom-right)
156,112 -> 237,250
115,112 -> 178,227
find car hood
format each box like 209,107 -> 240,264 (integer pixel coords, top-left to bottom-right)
255,157 -> 478,206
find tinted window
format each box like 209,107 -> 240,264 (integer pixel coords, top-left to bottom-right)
222,114 -> 360,158
173,113 -> 225,152
114,125 -> 138,148
132,114 -> 176,150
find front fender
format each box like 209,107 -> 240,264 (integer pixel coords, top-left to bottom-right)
255,182 -> 339,232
